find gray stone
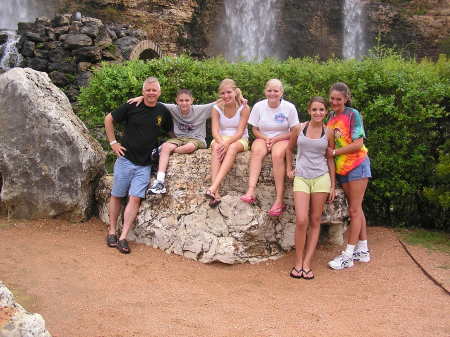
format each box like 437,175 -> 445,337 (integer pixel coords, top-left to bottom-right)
25,32 -> 46,43
52,14 -> 71,27
61,33 -> 92,49
20,41 -> 35,57
72,46 -> 102,62
114,36 -> 138,59
28,57 -> 48,71
96,150 -> 348,264
80,23 -> 100,38
0,68 -> 105,221
95,25 -> 112,48
49,71 -> 70,86
0,281 -> 52,337
0,33 -> 8,44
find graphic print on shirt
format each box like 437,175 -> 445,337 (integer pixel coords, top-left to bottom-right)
274,112 -> 287,123
178,122 -> 194,132
156,115 -> 163,127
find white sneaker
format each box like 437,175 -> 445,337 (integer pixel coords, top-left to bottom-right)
353,250 -> 370,263
148,181 -> 166,194
328,252 -> 354,270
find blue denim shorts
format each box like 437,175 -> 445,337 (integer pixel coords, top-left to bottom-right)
337,157 -> 372,184
111,156 -> 151,198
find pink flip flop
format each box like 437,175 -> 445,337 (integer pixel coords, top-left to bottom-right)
240,195 -> 256,204
268,204 -> 286,216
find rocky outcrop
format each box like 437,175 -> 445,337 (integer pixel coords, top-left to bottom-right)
0,281 -> 52,337
96,150 -> 348,264
15,14 -> 148,101
365,0 -> 450,59
0,68 -> 105,221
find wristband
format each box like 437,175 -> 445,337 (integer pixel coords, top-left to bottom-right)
110,140 -> 118,146
332,149 -> 336,156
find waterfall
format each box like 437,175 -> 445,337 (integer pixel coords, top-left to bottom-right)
0,31 -> 23,69
0,0 -> 56,70
343,0 -> 366,59
218,0 -> 280,62
0,0 -> 56,30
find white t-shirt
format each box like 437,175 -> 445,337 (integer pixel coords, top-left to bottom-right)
248,99 -> 299,138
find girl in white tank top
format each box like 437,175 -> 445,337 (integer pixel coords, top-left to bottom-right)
204,79 -> 250,207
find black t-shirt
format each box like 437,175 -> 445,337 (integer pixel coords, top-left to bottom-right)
111,102 -> 173,166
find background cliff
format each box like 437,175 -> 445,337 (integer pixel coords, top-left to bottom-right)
57,0 -> 449,59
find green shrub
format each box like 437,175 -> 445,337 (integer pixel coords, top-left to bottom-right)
77,54 -> 450,230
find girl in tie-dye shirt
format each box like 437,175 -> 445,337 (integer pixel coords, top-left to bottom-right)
326,82 -> 372,271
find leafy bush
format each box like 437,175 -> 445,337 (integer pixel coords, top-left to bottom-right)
77,53 -> 449,230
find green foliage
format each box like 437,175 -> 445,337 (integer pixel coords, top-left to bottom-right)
77,54 -> 450,230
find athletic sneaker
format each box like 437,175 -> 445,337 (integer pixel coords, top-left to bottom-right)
328,252 -> 354,270
148,181 -> 166,194
353,250 -> 371,263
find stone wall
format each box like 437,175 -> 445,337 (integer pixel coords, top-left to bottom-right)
96,150 -> 349,264
15,14 -> 148,101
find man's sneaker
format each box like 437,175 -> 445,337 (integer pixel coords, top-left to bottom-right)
149,181 -> 166,194
353,250 -> 370,263
328,252 -> 354,270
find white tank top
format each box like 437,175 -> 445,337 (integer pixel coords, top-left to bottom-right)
213,104 -> 249,138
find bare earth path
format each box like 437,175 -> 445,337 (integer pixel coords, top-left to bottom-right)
0,217 -> 449,337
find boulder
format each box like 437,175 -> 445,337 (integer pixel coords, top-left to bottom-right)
0,281 -> 52,337
60,33 -> 92,49
96,150 -> 348,264
0,68 -> 105,221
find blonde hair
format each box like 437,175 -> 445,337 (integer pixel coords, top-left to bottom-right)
218,78 -> 243,106
265,78 -> 284,92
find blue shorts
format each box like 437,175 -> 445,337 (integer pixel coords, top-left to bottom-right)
111,156 -> 151,198
337,157 -> 372,184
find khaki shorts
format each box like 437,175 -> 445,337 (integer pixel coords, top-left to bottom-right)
210,136 -> 249,151
293,173 -> 331,194
166,137 -> 206,150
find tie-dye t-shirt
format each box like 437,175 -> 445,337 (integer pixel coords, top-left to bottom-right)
327,107 -> 368,175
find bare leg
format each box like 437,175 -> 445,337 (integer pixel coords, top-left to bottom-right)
303,192 -> 328,271
119,196 -> 141,240
293,191 -> 310,276
174,143 -> 196,154
270,140 -> 289,207
342,179 -> 369,245
108,195 -> 122,235
243,139 -> 267,198
210,142 -> 223,188
158,142 -> 177,173
209,142 -> 244,197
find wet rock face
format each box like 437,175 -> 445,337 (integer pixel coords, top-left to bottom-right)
0,68 -> 105,221
96,150 -> 348,264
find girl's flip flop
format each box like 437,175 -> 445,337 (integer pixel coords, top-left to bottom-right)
240,195 -> 256,204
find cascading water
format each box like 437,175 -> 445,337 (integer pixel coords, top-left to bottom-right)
218,0 -> 280,62
343,0 -> 366,59
0,31 -> 23,69
0,0 -> 56,70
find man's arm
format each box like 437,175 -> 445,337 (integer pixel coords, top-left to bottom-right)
104,113 -> 126,157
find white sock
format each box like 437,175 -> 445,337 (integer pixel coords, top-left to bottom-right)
344,244 -> 355,257
156,172 -> 165,183
356,240 -> 368,252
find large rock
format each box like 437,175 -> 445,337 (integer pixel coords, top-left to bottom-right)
0,68 -> 105,221
0,281 -> 52,337
96,150 -> 348,264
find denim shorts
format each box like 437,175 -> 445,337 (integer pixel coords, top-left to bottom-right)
337,157 -> 372,184
111,156 -> 151,198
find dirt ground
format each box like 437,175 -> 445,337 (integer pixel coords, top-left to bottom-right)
0,217 -> 449,337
